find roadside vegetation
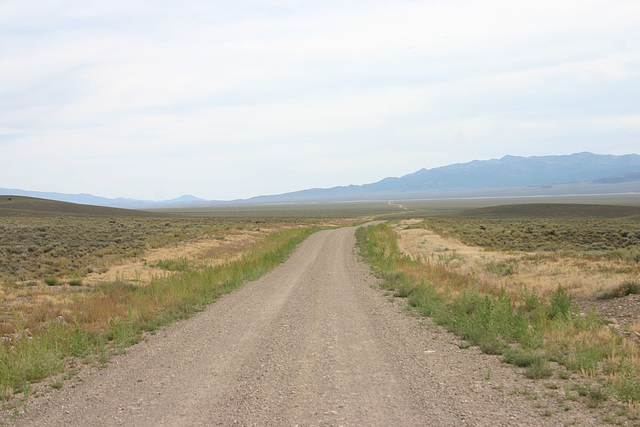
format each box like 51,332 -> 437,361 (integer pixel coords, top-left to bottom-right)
357,215 -> 640,423
0,204 -> 337,410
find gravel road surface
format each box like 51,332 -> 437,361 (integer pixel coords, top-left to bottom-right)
4,226 -> 603,426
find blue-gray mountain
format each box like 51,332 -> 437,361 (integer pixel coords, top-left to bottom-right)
246,152 -> 640,204
2,153 -> 639,208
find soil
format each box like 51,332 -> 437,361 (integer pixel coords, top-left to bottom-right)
575,294 -> 640,342
2,226 -> 608,426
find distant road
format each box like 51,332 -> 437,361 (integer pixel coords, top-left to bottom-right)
6,226 -> 600,426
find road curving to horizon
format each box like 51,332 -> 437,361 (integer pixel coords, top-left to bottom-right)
5,225 -> 602,426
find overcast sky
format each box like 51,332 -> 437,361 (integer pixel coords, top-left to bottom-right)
1,0 -> 638,201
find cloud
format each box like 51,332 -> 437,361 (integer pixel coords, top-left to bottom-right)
0,0 -> 638,200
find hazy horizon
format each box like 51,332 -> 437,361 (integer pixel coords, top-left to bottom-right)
2,1 -> 639,200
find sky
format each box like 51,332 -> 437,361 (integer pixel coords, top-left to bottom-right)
1,0 -> 639,201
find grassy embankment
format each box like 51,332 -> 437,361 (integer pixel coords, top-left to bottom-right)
357,222 -> 640,412
0,225 -> 318,406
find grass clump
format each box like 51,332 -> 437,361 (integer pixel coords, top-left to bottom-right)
547,285 -> 572,320
152,257 -> 190,272
486,259 -> 519,276
568,383 -> 609,408
599,281 -> 640,300
524,359 -> 554,380
503,348 -> 546,368
43,277 -> 59,286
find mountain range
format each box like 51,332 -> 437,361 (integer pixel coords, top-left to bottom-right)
2,153 -> 639,209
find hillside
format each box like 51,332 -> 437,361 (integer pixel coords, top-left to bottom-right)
0,196 -> 158,217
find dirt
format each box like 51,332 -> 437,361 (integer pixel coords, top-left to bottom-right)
576,294 -> 640,341
3,226 -> 607,426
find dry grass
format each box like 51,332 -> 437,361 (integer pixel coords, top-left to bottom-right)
394,220 -> 640,301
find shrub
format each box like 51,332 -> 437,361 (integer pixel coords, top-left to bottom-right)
153,258 -> 190,272
524,359 -> 554,380
486,259 -> 519,276
548,285 -> 572,320
599,281 -> 640,299
503,348 -> 546,367
44,276 -> 59,286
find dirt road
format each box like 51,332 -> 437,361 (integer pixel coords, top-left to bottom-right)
6,226 -> 601,426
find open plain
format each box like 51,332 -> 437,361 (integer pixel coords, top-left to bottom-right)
2,196 -> 640,425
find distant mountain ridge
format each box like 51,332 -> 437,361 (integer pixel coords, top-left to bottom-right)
2,153 -> 639,208
377,152 -> 640,191
0,189 -> 210,210
243,152 -> 640,204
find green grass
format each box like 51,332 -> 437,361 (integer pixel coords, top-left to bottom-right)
152,257 -> 190,272
503,348 -> 546,368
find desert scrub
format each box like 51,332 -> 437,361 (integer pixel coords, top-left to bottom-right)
599,280 -> 640,299
0,214 -> 311,283
421,217 -> 640,254
356,222 -> 640,407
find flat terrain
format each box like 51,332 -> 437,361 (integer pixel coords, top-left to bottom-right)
3,226 -> 603,426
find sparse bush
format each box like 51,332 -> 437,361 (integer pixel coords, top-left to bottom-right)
153,258 -> 190,272
422,216 -> 640,254
503,348 -> 546,367
599,281 -> 640,299
548,285 -> 572,320
44,276 -> 59,286
524,359 -> 554,379
486,259 -> 519,276
570,383 -> 609,408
